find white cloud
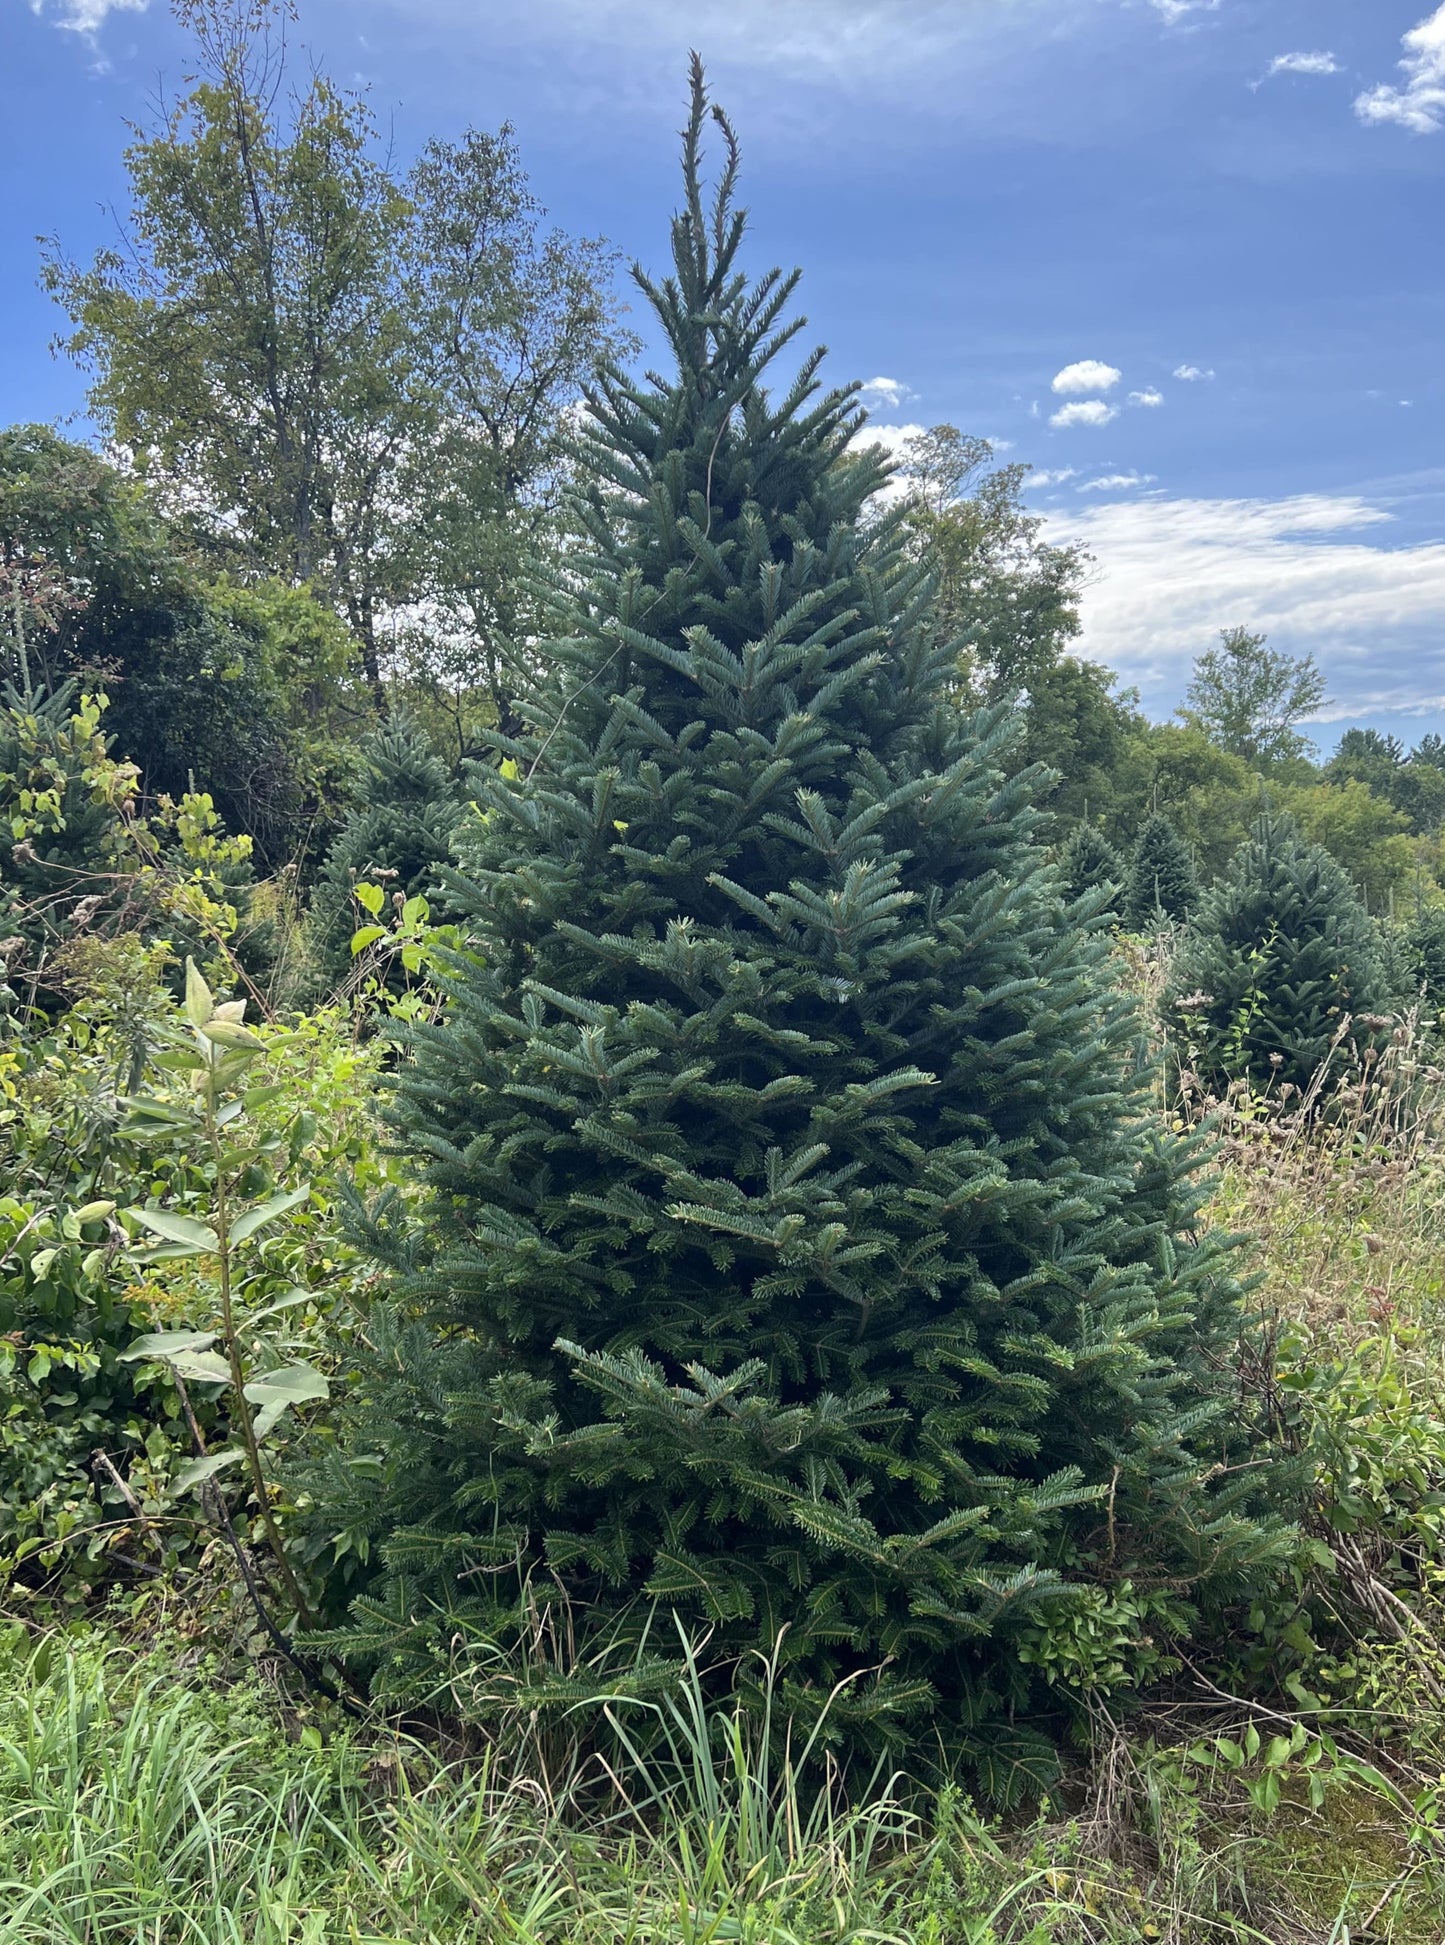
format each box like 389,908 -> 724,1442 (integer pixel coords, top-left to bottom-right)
1128,387 -> 1164,407
29,0 -> 147,33
1356,4 -> 1445,134
859,375 -> 916,410
1263,50 -> 1341,80
1172,363 -> 1215,381
1078,472 -> 1157,491
1051,359 -> 1122,395
1147,0 -> 1220,22
1029,468 -> 1079,488
852,420 -> 926,460
1047,492 -> 1445,715
848,420 -> 927,505
1050,400 -> 1117,429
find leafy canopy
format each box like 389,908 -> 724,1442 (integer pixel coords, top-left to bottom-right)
1181,627 -> 1328,769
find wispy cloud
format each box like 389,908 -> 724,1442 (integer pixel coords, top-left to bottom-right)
1356,4 -> 1445,134
29,0 -> 147,35
1052,359 -> 1122,395
1079,472 -> 1157,491
1255,50 -> 1341,86
1172,363 -> 1215,381
1128,387 -> 1164,407
1048,492 -> 1445,715
858,375 -> 916,411
1050,400 -> 1117,429
1146,0 -> 1220,23
1029,468 -> 1079,488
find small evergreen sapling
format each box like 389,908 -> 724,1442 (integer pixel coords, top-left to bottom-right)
1057,822 -> 1122,909
1167,810 -> 1394,1097
1123,813 -> 1197,930
316,68 -> 1291,1787
1397,902 -> 1445,1006
309,712 -> 463,983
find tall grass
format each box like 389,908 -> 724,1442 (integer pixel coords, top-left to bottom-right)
3,1619 -> 1419,1944
0,1625 -> 1110,1945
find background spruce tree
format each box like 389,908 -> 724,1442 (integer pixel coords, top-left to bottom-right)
1123,812 -> 1197,930
308,712 -> 464,983
1057,821 -> 1122,908
1395,902 -> 1445,1007
314,68 -> 1290,1789
1167,810 -> 1395,1097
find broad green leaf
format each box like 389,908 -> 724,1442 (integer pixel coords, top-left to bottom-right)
353,881 -> 385,916
243,1360 -> 329,1408
148,1050 -> 206,1075
349,925 -> 386,956
127,1207 -> 220,1253
201,1019 -> 267,1051
120,1329 -> 220,1363
401,895 -> 429,926
236,1288 -> 314,1336
245,1359 -> 329,1438
229,1185 -> 311,1246
184,957 -> 213,1028
169,1349 -> 233,1383
213,999 -> 248,1023
170,1450 -> 246,1496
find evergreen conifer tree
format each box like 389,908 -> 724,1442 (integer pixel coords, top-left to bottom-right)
315,70 -> 1290,1788
1167,811 -> 1394,1096
1057,821 -> 1122,908
1123,813 -> 1197,930
1396,903 -> 1445,1006
309,712 -> 463,982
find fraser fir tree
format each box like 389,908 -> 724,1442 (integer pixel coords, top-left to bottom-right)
308,712 -> 463,982
1394,901 -> 1445,1006
316,68 -> 1290,1788
1167,811 -> 1394,1097
1123,812 -> 1197,930
1057,821 -> 1122,909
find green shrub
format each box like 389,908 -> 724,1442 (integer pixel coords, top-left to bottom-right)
0,958 -> 395,1609
0,680 -> 271,1011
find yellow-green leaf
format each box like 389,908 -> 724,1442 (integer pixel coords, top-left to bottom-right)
184,957 -> 213,1029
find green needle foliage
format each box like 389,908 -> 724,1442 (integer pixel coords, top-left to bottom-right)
1123,812 -> 1198,931
1167,811 -> 1395,1097
308,711 -> 464,984
1056,822 -> 1122,909
315,66 -> 1291,1792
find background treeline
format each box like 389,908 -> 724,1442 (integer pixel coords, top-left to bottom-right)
8,3 -> 1441,966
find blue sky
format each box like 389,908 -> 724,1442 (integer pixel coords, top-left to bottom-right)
5,0 -> 1445,750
